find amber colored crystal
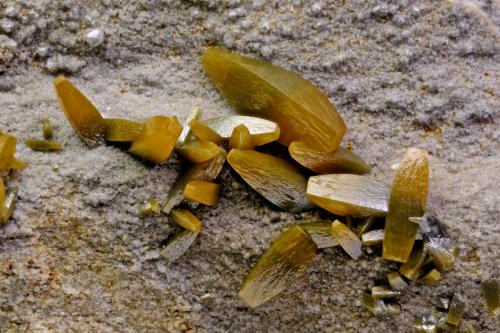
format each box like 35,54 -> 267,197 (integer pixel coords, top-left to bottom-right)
331,220 -> 363,259
170,209 -> 202,233
189,119 -> 222,144
0,132 -> 16,175
177,139 -> 221,163
183,180 -> 221,206
104,118 -> 144,142
229,124 -> 254,150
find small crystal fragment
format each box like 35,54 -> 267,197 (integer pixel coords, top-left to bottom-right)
24,138 -> 62,151
227,149 -> 313,212
285,221 -> 338,249
162,148 -> 226,214
447,293 -> 465,325
202,47 -> 346,152
371,286 -> 401,299
104,118 -> 143,142
413,311 -> 446,333
160,229 -> 199,264
481,278 -> 499,317
387,272 -> 408,291
42,118 -> 53,140
139,197 -> 160,217
356,216 -> 376,236
1,186 -> 17,223
289,141 -> 370,174
10,158 -> 27,170
128,116 -> 182,164
189,119 -> 222,144
177,139 -> 221,163
238,226 -> 317,307
54,76 -> 106,147
204,115 -> 280,146
307,174 -> 389,217
363,294 -> 400,316
383,148 -> 429,263
362,229 -> 385,246
421,269 -> 441,285
183,180 -> 221,206
229,124 -> 254,150
331,220 -> 362,259
170,209 -> 202,233
421,214 -> 458,272
0,132 -> 16,175
177,106 -> 201,147
399,242 -> 430,280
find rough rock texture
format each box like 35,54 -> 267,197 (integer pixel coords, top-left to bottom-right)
0,0 -> 498,332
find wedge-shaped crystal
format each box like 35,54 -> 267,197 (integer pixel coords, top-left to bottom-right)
170,209 -> 202,233
371,286 -> 401,299
54,76 -> 105,147
227,149 -> 313,212
1,186 -> 17,223
189,119 -> 222,144
177,139 -> 220,163
307,174 -> 389,217
128,116 -> 182,164
160,229 -> 199,264
383,148 -> 429,262
183,180 -> 221,206
10,159 -> 27,170
331,220 -> 362,259
0,132 -> 16,175
481,278 -> 499,317
289,142 -> 370,174
104,118 -> 143,142
421,215 -> 457,272
177,106 -> 201,147
399,242 -> 430,280
421,269 -> 441,285
362,229 -> 385,246
446,293 -> 465,325
42,118 -> 53,140
202,47 -> 346,152
229,124 -> 254,150
139,197 -> 160,217
162,148 -> 226,213
285,222 -> 339,249
239,226 -> 317,307
204,115 -> 279,146
363,294 -> 400,316
24,139 -> 62,151
387,272 -> 408,291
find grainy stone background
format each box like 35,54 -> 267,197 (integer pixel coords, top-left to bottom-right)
0,0 -> 499,332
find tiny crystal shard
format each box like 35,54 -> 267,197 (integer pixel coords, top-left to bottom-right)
1,187 -> 17,223
363,294 -> 400,316
0,132 -> 16,175
227,149 -> 314,212
229,124 -> 254,150
399,242 -> 430,280
421,269 -> 441,285
183,180 -> 221,206
54,76 -> 106,147
387,272 -> 408,291
289,142 -> 370,174
204,115 -> 280,146
361,229 -> 385,246
104,118 -> 144,142
10,159 -> 27,170
371,286 -> 401,299
24,139 -> 62,151
289,221 -> 339,249
42,118 -> 53,140
177,106 -> 201,147
481,278 -> 499,317
307,174 -> 389,217
331,220 -> 362,259
160,229 -> 199,264
421,215 -> 458,272
446,293 -> 465,325
139,197 -> 160,217
177,139 -> 221,163
162,148 -> 226,214
170,209 -> 202,233
383,148 -> 429,263
238,226 -> 317,308
189,119 -> 222,144
128,116 -> 182,164
202,47 -> 346,152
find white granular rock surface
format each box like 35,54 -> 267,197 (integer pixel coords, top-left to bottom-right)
0,0 -> 499,332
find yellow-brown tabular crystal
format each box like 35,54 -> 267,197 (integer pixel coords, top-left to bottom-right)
189,119 -> 222,144
177,139 -> 221,163
42,118 -> 53,140
289,141 -> 370,174
24,139 -> 62,151
170,209 -> 202,233
399,242 -> 429,280
383,148 -> 429,263
183,180 -> 221,206
331,220 -> 362,259
229,124 -> 254,150
54,76 -> 106,148
0,132 -> 16,175
104,118 -> 144,142
227,149 -> 313,212
128,116 -> 182,164
482,278 -> 499,317
238,226 -> 317,308
202,47 -> 346,152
